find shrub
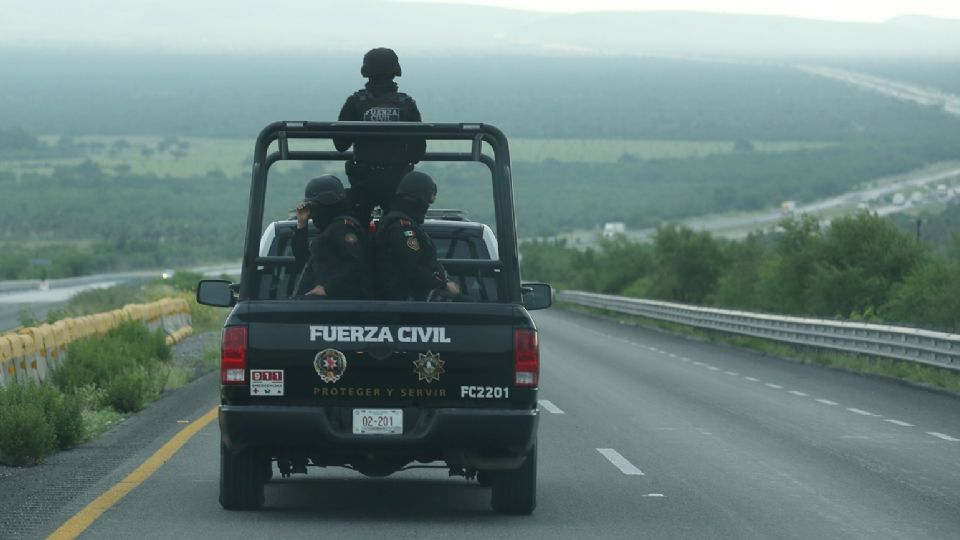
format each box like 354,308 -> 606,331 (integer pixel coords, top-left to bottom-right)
109,320 -> 171,363
53,321 -> 171,396
103,366 -> 159,413
53,321 -> 171,414
0,402 -> 56,465
0,382 -> 84,464
44,391 -> 85,449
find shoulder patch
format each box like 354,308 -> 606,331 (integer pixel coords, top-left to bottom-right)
344,233 -> 359,244
400,218 -> 412,226
406,237 -> 421,252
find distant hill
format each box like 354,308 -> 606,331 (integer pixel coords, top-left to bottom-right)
2,1 -> 959,59
506,12 -> 960,59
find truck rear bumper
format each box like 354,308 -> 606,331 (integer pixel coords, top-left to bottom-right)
220,405 -> 538,462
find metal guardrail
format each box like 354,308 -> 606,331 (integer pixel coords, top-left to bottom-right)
558,291 -> 960,372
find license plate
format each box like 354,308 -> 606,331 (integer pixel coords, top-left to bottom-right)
353,409 -> 403,435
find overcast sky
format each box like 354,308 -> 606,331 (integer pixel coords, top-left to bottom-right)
409,0 -> 960,22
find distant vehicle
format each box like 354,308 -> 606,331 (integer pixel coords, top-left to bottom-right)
161,269 -> 175,280
602,222 -> 626,238
780,200 -> 796,215
892,193 -> 906,205
910,191 -> 924,204
197,122 -> 551,515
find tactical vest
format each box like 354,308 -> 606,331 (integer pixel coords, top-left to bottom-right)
352,90 -> 418,164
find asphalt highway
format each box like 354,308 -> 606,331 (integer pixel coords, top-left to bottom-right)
0,279 -> 124,332
10,309 -> 960,539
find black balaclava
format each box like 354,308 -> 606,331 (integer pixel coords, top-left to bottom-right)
311,199 -> 354,231
392,171 -> 436,224
391,195 -> 429,224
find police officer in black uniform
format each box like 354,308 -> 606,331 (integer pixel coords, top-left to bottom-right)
334,47 -> 426,224
375,171 -> 460,301
292,175 -> 373,299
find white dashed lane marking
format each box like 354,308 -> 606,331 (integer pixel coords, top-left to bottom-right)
597,448 -> 645,476
554,320 -> 957,445
538,400 -> 565,414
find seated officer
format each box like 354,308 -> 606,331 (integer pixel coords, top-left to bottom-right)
292,175 -> 373,299
374,171 -> 460,301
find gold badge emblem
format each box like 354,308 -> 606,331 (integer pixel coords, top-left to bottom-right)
314,348 -> 347,384
412,351 -> 445,383
406,237 -> 421,251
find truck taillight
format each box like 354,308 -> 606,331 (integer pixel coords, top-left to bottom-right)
221,326 -> 247,384
514,329 -> 539,387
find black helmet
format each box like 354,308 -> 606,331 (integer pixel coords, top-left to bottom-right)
396,171 -> 436,204
304,175 -> 346,206
361,47 -> 402,78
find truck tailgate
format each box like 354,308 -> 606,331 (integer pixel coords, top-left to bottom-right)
231,301 -> 535,409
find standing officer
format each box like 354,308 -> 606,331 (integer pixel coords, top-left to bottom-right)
292,175 -> 373,299
334,47 -> 426,224
375,171 -> 460,301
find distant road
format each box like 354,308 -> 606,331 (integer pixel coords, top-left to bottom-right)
798,65 -> 960,118
545,163 -> 960,248
0,263 -> 239,332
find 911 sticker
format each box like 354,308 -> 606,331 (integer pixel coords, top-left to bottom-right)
250,369 -> 284,396
460,386 -> 510,399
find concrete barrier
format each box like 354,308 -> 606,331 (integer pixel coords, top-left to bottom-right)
0,297 -> 193,387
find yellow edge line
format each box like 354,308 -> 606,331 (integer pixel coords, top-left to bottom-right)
47,405 -> 219,540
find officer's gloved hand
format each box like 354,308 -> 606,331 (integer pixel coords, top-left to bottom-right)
426,283 -> 467,303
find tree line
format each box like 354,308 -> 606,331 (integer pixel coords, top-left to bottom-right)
521,212 -> 960,333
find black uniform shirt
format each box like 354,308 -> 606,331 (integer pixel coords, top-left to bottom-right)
334,80 -> 425,165
374,211 -> 447,300
292,217 -> 373,299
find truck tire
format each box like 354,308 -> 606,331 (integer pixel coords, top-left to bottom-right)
490,445 -> 537,514
220,442 -> 265,510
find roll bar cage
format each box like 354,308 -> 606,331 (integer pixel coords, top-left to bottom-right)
240,121 -> 521,303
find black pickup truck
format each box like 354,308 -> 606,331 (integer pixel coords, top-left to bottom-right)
197,122 -> 551,515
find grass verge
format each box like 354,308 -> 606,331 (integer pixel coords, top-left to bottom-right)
559,301 -> 960,395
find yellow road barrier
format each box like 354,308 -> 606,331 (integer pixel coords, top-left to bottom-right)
0,297 -> 193,387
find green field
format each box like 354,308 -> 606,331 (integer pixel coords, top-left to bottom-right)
0,135 -> 835,179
